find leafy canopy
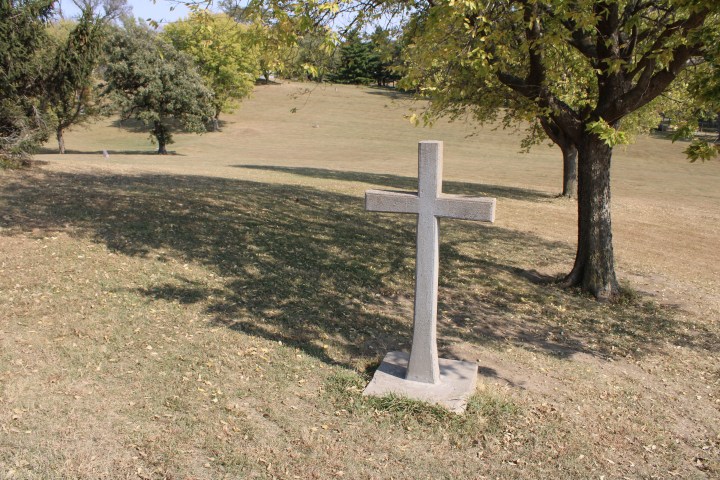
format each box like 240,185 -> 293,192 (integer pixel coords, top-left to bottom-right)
222,0 -> 306,83
163,12 -> 258,121
102,20 -> 214,153
398,1 -> 719,153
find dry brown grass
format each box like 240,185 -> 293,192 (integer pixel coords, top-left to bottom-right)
1,82 -> 719,479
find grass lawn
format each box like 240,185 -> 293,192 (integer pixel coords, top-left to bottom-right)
1,82 -> 719,479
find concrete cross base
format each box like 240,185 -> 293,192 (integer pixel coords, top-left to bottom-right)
363,351 -> 478,414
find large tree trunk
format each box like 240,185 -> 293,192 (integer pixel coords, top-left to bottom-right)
561,143 -> 578,198
563,134 -> 619,300
57,127 -> 66,154
157,139 -> 168,154
153,121 -> 168,155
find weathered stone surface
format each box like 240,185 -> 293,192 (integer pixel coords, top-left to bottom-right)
435,194 -> 495,221
365,190 -> 418,213
364,140 -> 495,386
362,351 -> 479,414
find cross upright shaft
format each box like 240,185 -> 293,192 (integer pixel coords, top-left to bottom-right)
365,141 -> 495,384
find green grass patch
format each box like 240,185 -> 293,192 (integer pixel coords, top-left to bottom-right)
324,369 -> 521,443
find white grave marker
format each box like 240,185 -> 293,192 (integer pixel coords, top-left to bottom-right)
363,141 -> 496,412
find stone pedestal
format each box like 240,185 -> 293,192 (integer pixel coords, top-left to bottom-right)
363,351 -> 478,414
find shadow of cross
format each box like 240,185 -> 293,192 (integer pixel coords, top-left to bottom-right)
365,141 -> 496,385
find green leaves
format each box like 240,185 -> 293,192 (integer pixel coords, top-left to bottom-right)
670,123 -> 696,142
684,140 -> 720,162
103,21 -> 214,153
45,6 -> 109,153
0,0 -> 56,166
586,119 -> 629,147
163,13 -> 258,121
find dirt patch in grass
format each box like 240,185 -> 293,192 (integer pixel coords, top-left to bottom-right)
1,82 -> 719,478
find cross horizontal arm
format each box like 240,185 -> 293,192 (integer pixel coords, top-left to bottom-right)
435,195 -> 496,222
365,190 -> 419,214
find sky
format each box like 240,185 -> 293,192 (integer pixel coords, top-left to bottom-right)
59,0 -> 201,24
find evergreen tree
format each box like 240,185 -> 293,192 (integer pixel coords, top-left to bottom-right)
46,6 -> 107,154
369,26 -> 401,87
332,31 -> 375,85
0,0 -> 55,167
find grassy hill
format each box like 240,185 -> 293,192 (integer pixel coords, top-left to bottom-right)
1,82 -> 718,478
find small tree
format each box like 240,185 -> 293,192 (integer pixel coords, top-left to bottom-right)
45,0 -> 128,154
163,11 -> 258,132
102,21 -> 214,154
251,24 -> 293,84
46,11 -> 104,153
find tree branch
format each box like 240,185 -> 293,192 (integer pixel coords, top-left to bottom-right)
538,2 -> 598,62
602,43 -> 703,122
496,71 -> 583,141
523,0 -> 545,90
627,7 -> 708,81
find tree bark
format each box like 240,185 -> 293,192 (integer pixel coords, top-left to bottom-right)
154,121 -> 168,155
561,143 -> 578,198
563,134 -> 619,300
211,108 -> 221,132
57,127 -> 66,154
539,117 -> 578,198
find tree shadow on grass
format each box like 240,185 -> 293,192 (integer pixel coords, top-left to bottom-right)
232,165 -> 552,202
36,147 -> 179,156
255,79 -> 283,86
0,170 -> 715,369
363,86 -> 414,101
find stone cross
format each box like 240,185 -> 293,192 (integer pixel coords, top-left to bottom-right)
365,141 -> 496,387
